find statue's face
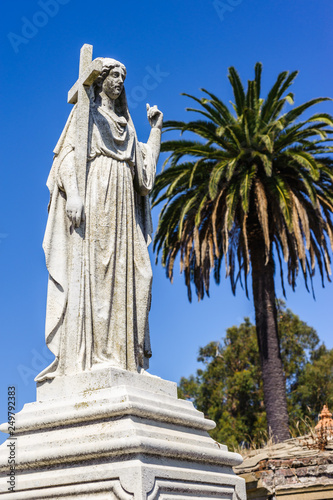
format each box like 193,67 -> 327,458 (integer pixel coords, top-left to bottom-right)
102,66 -> 126,100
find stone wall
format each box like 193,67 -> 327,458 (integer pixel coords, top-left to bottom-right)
235,437 -> 333,499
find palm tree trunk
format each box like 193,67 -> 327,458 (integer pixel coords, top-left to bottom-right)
250,238 -> 290,442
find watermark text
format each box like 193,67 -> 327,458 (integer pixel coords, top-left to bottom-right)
127,65 -> 170,109
213,0 -> 244,22
8,0 -> 71,54
7,387 -> 16,492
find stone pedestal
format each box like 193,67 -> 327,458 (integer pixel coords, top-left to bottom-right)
0,368 -> 246,499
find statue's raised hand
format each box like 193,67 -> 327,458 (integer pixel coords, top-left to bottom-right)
66,194 -> 84,228
146,103 -> 163,130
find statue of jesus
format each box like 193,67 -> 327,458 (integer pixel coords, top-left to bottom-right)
36,49 -> 163,382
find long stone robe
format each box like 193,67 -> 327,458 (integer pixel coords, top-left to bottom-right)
36,98 -> 156,382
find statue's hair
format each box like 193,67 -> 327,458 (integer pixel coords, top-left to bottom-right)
93,58 -> 127,90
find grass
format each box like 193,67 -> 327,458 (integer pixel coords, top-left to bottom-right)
233,415 -> 333,458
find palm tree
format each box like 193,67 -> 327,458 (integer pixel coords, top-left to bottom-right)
152,63 -> 333,442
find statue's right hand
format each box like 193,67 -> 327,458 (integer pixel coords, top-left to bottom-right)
66,195 -> 84,228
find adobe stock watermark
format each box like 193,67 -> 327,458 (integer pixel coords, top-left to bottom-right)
7,386 -> 16,492
213,0 -> 244,22
17,347 -> 54,386
7,0 -> 71,54
127,65 -> 170,109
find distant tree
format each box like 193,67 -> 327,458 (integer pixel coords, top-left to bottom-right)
152,63 -> 333,441
179,302 -> 333,449
290,346 -> 333,419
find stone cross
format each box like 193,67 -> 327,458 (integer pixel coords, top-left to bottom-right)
65,44 -> 103,373
67,44 -> 103,199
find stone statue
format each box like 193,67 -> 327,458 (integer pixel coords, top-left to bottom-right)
36,45 -> 163,382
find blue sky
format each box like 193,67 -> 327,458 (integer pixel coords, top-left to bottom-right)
0,0 -> 332,442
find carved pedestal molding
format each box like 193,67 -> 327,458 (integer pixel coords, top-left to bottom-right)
0,368 -> 246,499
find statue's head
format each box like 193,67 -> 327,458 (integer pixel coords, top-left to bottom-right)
91,58 -> 130,118
93,58 -> 127,100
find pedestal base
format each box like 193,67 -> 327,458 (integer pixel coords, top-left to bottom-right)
0,368 -> 246,499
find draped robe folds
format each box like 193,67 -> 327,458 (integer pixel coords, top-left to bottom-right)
36,96 -> 157,382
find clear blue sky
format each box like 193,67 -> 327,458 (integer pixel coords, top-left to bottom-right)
0,0 -> 332,442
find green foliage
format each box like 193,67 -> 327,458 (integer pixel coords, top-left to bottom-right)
290,346 -> 333,420
152,63 -> 333,301
178,301 -> 333,449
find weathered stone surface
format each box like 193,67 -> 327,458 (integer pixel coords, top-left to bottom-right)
36,44 -> 164,383
36,365 -> 177,401
235,436 -> 333,499
0,368 -> 246,499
